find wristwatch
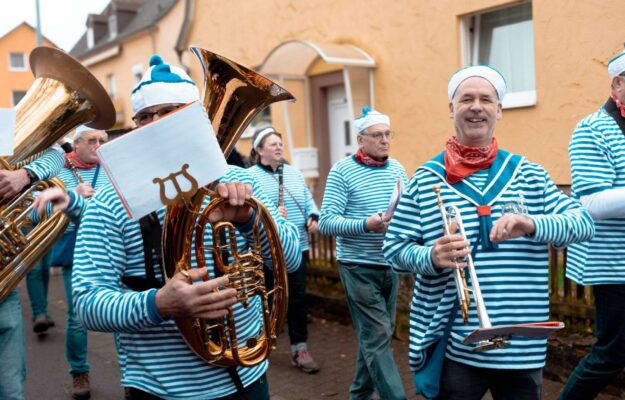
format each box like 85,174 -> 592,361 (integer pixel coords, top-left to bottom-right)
25,168 -> 38,185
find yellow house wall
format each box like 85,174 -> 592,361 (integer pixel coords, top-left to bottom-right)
0,24 -> 54,108
84,0 -> 186,127
187,0 -> 625,185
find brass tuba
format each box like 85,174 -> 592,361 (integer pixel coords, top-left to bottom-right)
162,48 -> 295,367
0,47 -> 115,301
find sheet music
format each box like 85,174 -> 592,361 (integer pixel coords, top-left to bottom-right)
385,178 -> 404,218
0,108 -> 16,156
97,101 -> 228,220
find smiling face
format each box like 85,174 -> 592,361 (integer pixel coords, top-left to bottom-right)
449,76 -> 502,147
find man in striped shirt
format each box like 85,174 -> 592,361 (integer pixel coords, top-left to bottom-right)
561,46 -> 625,399
68,54 -> 302,400
0,147 -> 64,400
383,66 -> 594,400
30,126 -> 109,400
319,108 -> 409,400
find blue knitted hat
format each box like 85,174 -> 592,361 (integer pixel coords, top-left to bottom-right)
131,55 -> 199,114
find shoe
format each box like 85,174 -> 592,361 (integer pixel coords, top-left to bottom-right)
291,348 -> 320,374
33,315 -> 49,334
72,372 -> 91,400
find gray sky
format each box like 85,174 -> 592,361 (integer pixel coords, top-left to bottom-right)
0,0 -> 110,51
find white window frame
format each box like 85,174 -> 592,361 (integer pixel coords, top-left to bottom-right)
460,3 -> 536,109
8,52 -> 26,72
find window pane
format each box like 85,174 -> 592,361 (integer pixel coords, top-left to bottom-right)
9,53 -> 25,69
478,3 -> 534,93
12,91 -> 26,105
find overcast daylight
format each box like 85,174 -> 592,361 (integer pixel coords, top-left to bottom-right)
1,1 -> 625,400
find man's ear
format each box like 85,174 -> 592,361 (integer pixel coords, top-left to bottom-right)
496,102 -> 503,120
449,102 -> 454,119
356,134 -> 364,146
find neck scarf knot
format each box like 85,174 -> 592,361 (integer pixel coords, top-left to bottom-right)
64,151 -> 98,170
444,136 -> 498,184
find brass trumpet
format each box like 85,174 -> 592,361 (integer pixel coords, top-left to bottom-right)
433,186 -> 509,352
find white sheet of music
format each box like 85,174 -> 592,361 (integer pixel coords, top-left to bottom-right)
0,108 -> 16,156
97,101 -> 228,220
385,178 -> 404,218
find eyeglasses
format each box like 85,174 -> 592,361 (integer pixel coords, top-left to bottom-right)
132,105 -> 183,125
360,130 -> 394,140
85,138 -> 107,146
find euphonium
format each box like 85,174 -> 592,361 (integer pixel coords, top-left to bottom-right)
433,186 -> 509,352
0,47 -> 115,302
162,48 -> 295,367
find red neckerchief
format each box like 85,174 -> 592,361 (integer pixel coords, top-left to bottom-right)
444,136 -> 498,184
610,92 -> 625,118
64,151 -> 98,170
354,149 -> 388,167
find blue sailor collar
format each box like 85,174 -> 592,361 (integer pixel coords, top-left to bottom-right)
420,149 -> 525,207
419,149 -> 525,250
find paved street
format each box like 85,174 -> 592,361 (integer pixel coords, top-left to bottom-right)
20,269 -> 623,399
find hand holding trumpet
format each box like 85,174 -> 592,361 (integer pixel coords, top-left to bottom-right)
432,221 -> 471,270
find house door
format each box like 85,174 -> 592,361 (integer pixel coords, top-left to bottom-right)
327,85 -> 356,166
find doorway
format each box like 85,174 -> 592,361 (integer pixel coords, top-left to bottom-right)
326,85 -> 356,166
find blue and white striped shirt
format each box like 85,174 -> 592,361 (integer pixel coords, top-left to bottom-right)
248,163 -> 318,252
319,155 -> 408,266
72,166 -> 300,399
383,154 -> 594,370
60,165 -> 109,230
29,164 -> 110,230
567,107 -> 625,285
24,147 -> 64,181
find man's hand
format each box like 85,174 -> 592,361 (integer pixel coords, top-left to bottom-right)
75,183 -> 95,198
33,187 -> 70,215
431,222 -> 471,269
0,169 -> 30,199
277,205 -> 288,219
208,182 -> 253,224
365,212 -> 388,233
307,218 -> 318,234
490,213 -> 535,243
155,268 -> 238,319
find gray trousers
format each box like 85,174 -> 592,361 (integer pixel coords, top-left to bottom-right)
339,262 -> 407,400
